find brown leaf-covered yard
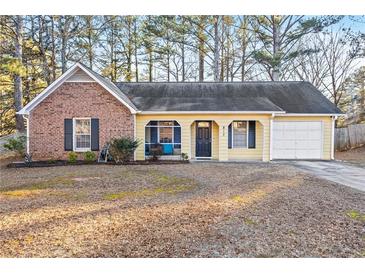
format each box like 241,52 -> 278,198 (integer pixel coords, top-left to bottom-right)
0,162 -> 364,258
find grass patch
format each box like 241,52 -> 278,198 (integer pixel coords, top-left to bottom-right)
104,172 -> 196,201
104,184 -> 194,201
346,210 -> 365,222
49,191 -> 87,200
231,195 -> 244,203
1,189 -> 44,197
243,217 -> 257,226
0,176 -> 76,198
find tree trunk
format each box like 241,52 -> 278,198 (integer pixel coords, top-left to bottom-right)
167,53 -> 170,82
181,43 -> 185,82
60,17 -> 67,73
272,16 -> 280,81
38,16 -> 51,85
50,16 -> 57,81
148,49 -> 153,82
87,17 -> 93,69
241,21 -> 247,81
198,17 -> 205,82
134,19 -> 139,82
213,15 -> 220,82
14,15 -> 25,132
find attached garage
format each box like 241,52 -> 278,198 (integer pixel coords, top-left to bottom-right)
272,121 -> 323,159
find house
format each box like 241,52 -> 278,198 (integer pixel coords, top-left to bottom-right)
17,63 -> 342,161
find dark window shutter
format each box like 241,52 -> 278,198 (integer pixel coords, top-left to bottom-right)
228,123 -> 232,149
248,121 -> 256,149
151,127 -> 158,143
64,119 -> 73,151
174,126 -> 181,143
91,118 -> 99,151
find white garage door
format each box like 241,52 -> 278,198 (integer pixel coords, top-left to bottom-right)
273,121 -> 323,159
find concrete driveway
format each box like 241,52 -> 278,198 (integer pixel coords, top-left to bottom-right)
286,161 -> 365,192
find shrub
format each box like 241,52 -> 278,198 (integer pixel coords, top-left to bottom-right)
84,151 -> 96,162
109,137 -> 140,163
181,153 -> 189,161
67,152 -> 78,163
150,144 -> 163,161
3,136 -> 26,156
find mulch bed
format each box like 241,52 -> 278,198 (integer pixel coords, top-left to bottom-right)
7,159 -> 189,168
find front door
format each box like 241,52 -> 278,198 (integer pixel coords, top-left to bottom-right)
196,121 -> 212,157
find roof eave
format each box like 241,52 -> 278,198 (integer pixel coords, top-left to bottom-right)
139,110 -> 286,115
275,113 -> 344,117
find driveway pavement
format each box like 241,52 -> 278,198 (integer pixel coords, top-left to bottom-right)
287,161 -> 365,192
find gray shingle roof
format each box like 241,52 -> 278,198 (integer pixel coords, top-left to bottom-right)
114,82 -> 342,114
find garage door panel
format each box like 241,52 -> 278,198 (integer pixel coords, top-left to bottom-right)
295,149 -> 320,159
273,149 -> 295,159
296,140 -> 321,150
273,121 -> 322,159
274,140 -> 296,149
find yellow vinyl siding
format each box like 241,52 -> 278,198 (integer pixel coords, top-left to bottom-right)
135,114 -> 333,161
135,114 -> 272,161
273,116 -> 333,160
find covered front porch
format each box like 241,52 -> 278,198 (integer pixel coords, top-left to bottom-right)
135,114 -> 272,161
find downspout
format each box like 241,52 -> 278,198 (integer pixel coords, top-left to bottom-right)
269,113 -> 275,161
23,114 -> 29,155
133,113 -> 137,161
331,116 -> 337,160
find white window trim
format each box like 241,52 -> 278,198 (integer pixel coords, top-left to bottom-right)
144,120 -> 182,156
73,117 -> 92,152
231,121 -> 249,149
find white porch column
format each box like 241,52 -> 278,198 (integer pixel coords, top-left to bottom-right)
180,120 -> 193,160
259,118 -> 271,162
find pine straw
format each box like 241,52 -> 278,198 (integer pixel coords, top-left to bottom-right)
0,162 -> 364,257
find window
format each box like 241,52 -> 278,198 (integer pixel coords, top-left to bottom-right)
159,127 -> 173,143
74,118 -> 91,151
145,120 -> 181,156
232,121 -> 248,148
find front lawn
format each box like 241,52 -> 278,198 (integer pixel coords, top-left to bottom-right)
0,162 -> 364,257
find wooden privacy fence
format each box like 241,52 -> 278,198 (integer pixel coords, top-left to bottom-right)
335,123 -> 365,151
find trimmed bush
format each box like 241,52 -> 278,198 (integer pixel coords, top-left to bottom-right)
3,136 -> 26,156
67,152 -> 78,163
181,153 -> 189,161
109,137 -> 140,163
150,144 -> 163,161
84,151 -> 96,162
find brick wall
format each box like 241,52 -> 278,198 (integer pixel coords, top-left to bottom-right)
29,82 -> 134,160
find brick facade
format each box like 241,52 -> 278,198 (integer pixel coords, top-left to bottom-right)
29,82 -> 134,160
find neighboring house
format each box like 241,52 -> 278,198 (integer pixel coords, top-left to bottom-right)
18,63 -> 342,161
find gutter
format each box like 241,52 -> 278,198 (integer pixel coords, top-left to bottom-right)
275,113 -> 345,117
269,113 -> 275,161
331,115 -> 338,160
139,111 -> 286,115
23,114 -> 30,155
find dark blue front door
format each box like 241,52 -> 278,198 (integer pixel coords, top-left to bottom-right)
196,121 -> 211,157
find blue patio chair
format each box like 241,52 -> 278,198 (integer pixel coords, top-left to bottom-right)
162,144 -> 173,155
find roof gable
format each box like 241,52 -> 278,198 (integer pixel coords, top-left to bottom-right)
18,63 -> 137,115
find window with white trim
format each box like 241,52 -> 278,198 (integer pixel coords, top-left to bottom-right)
74,118 -> 91,151
232,121 -> 248,148
145,120 -> 181,156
